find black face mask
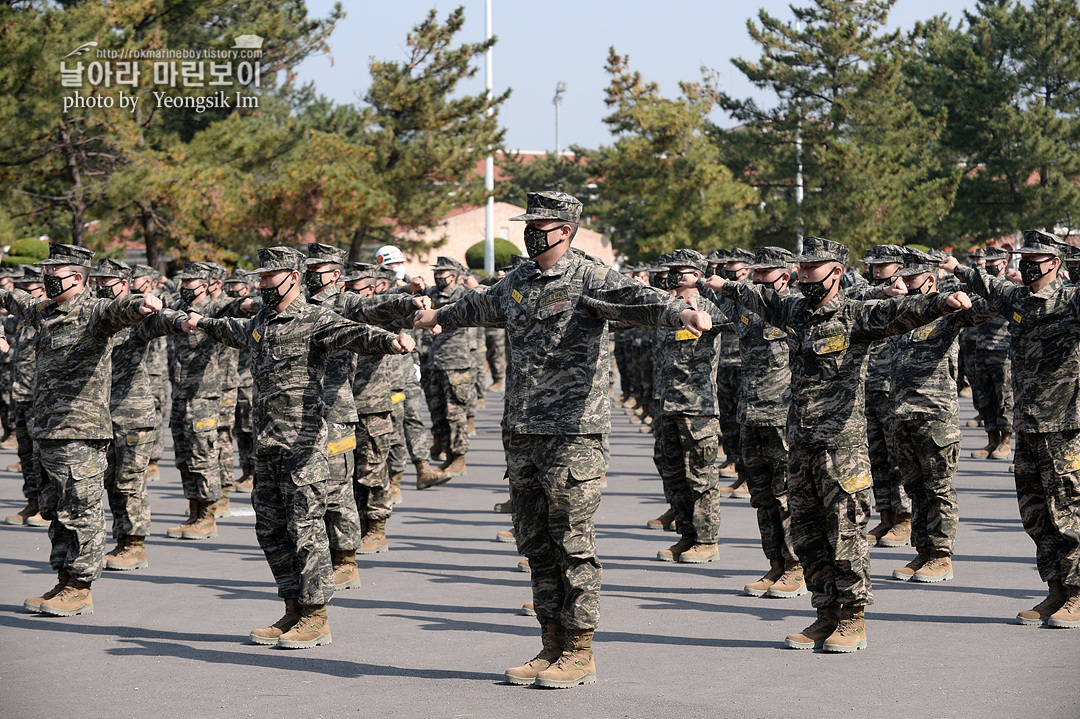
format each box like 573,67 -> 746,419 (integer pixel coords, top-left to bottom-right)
95,281 -> 120,299
649,274 -> 667,289
260,273 -> 295,308
225,288 -> 244,298
1018,259 -> 1052,286
305,270 -> 334,295
523,225 -> 565,259
753,274 -> 786,292
43,273 -> 75,299
870,276 -> 891,286
908,276 -> 933,295
717,268 -> 739,281
666,271 -> 686,291
704,265 -> 715,278
179,286 -> 204,306
1069,266 -> 1080,284
799,274 -> 837,305
984,264 -> 1003,277
434,276 -> 452,291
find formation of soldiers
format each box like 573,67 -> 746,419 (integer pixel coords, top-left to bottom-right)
2,190 -> 1078,691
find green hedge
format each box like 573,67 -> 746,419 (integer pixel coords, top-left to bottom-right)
465,238 -> 520,271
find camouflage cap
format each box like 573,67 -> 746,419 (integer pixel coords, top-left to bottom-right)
132,264 -> 155,278
36,242 -> 94,268
15,265 -> 42,284
175,260 -> 212,281
793,236 -> 849,265
969,248 -> 987,259
896,248 -> 940,277
508,191 -> 583,223
375,266 -> 398,281
226,268 -> 254,284
344,262 -> 377,281
306,242 -> 346,267
92,258 -> 132,280
724,248 -> 756,265
205,262 -> 228,281
1014,229 -> 1067,257
253,246 -> 305,275
746,246 -> 795,270
1066,245 -> 1080,262
983,247 -> 1010,262
667,248 -> 707,273
649,254 -> 672,273
706,250 -> 726,264
431,256 -> 466,274
863,244 -> 906,265
0,266 -> 21,279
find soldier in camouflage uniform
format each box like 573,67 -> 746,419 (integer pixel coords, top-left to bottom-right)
715,249 -> 752,498
958,251 -> 983,424
708,236 -> 973,652
224,270 -> 256,491
968,247 -> 1015,461
8,243 -> 166,617
189,246 -> 414,649
422,256 -> 474,478
203,263 -> 239,518
3,267 -> 47,527
861,246 -> 913,547
0,267 -> 18,446
648,249 -> 731,564
415,191 -> 711,688
131,265 -> 170,481
942,231 -> 1080,628
484,266 -> 508,392
886,249 -> 997,585
91,259 -> 190,571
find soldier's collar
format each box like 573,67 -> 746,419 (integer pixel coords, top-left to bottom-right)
271,294 -> 308,318
805,292 -> 842,317
311,284 -> 339,302
1031,276 -> 1064,300
56,286 -> 92,313
539,250 -> 577,278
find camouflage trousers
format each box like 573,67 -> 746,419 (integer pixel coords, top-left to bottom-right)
508,432 -> 605,630
957,337 -> 976,395
354,411 -> 393,522
217,389 -> 238,489
427,368 -> 472,457
887,417 -> 960,555
148,373 -> 169,464
716,365 -> 743,473
253,447 -> 334,606
787,442 -> 873,609
741,423 -> 796,563
613,341 -> 633,397
0,362 -> 12,435
14,401 -> 40,501
485,328 -> 506,383
234,384 -> 254,474
472,348 -> 485,407
169,396 -> 222,504
631,350 -> 654,419
971,349 -> 1013,434
658,414 -> 720,543
324,423 -> 360,551
388,380 -> 431,474
865,389 -> 910,515
105,425 -> 154,538
1013,429 -> 1080,588
36,438 -> 109,584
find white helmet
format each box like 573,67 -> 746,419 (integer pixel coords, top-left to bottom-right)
375,245 -> 406,266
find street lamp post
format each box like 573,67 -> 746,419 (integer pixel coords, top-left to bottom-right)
553,81 -> 566,156
483,0 -> 494,276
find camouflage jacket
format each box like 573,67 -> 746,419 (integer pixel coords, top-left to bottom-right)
4,315 -> 37,404
168,296 -> 236,401
435,251 -> 689,435
864,337 -> 896,396
653,293 -> 731,416
720,281 -> 960,448
972,312 -> 1011,352
308,285 -> 416,423
955,265 -> 1080,433
195,296 -> 400,454
889,298 -> 997,421
0,288 -> 150,440
424,284 -> 473,369
110,310 -> 189,431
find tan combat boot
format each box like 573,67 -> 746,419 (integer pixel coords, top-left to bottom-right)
233,470 -> 254,493
146,460 -> 159,480
211,486 -> 231,518
718,476 -> 750,499
166,499 -> 198,538
622,397 -> 639,411
493,500 -> 512,514
1047,584 -> 1080,629
521,602 -> 536,616
496,529 -> 515,543
504,622 -> 567,685
6,461 -> 20,471
249,598 -> 301,645
765,561 -> 807,598
656,536 -> 695,562
415,460 -> 449,490
823,605 -> 867,653
278,604 -> 331,649
181,501 -> 218,540
24,570 -> 69,613
40,580 -> 93,617
745,557 -> 785,597
892,550 -> 931,581
912,551 -> 953,583
517,558 -> 530,572
331,549 -> 362,591
440,454 -> 467,478
467,417 -> 477,437
989,432 -> 1012,460
359,519 -> 387,555
970,430 -> 998,459
679,543 -> 719,564
785,605 -> 839,649
535,628 -> 596,688
646,507 -> 676,531
488,380 -> 504,392
389,472 -> 403,505
717,458 -> 737,477
5,498 -> 41,526
104,535 -> 148,571
1017,580 -> 1066,625
866,510 -> 893,543
878,512 -> 912,547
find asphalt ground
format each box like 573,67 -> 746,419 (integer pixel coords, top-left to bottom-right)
1,389 -> 1077,719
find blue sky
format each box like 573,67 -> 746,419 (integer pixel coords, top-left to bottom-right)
293,0 -> 985,151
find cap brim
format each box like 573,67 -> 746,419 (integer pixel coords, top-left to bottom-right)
792,255 -> 842,264
895,267 -> 935,277
745,263 -> 789,270
1012,247 -> 1061,255
34,258 -> 76,266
